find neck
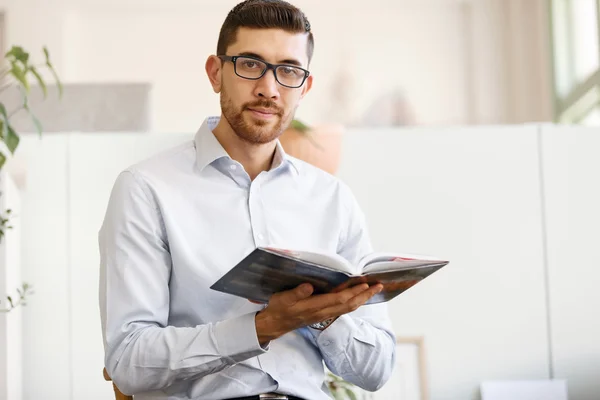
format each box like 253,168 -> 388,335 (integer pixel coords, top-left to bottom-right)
212,116 -> 277,181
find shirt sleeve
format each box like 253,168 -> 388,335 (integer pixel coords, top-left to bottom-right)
98,170 -> 267,395
304,182 -> 397,391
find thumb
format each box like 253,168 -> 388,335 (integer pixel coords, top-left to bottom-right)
276,283 -> 314,306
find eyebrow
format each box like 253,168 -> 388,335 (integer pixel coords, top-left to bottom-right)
237,52 -> 304,67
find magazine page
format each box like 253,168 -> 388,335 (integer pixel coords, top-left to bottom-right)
363,259 -> 448,274
358,252 -> 404,269
265,247 -> 355,274
359,251 -> 446,273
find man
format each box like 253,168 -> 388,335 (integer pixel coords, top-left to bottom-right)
99,1 -> 396,399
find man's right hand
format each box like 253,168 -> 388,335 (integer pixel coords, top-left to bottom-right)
254,282 -> 383,346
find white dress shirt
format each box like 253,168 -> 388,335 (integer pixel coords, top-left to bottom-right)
98,116 -> 396,400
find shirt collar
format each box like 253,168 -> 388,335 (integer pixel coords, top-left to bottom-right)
194,116 -> 300,174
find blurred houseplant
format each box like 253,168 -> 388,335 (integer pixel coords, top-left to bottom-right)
0,45 -> 62,312
279,119 -> 344,175
326,370 -> 363,400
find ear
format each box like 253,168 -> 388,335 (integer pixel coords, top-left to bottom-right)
299,74 -> 313,100
205,55 -> 223,93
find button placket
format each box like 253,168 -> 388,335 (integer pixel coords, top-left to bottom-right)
248,178 -> 267,246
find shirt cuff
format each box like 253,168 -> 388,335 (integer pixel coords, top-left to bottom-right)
308,315 -> 357,356
213,312 -> 268,363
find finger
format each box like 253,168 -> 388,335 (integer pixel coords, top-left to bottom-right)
331,281 -> 350,293
272,283 -> 314,307
317,284 -> 383,319
298,283 -> 370,313
354,284 -> 383,302
344,283 -> 383,310
328,283 -> 371,303
332,277 -> 369,293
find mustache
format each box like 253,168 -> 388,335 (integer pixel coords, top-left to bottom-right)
244,100 -> 283,115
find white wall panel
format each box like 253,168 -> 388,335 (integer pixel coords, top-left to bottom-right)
0,172 -> 23,400
338,126 -> 550,400
18,135 -> 70,400
68,133 -> 191,400
15,125 -> 600,400
541,125 -> 600,400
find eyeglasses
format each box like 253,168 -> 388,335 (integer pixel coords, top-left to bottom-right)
218,55 -> 310,89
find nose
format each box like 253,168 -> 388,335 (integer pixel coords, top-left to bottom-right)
253,68 -> 280,99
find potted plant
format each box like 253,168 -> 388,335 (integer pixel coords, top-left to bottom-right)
279,119 -> 344,175
0,45 -> 62,312
325,370 -> 363,400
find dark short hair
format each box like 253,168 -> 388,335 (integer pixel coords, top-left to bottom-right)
217,0 -> 314,65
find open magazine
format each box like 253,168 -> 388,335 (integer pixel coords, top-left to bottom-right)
210,247 -> 449,305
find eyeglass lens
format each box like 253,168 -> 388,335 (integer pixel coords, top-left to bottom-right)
235,57 -> 306,88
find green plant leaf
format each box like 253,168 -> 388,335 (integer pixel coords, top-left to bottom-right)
6,46 -> 29,64
30,113 -> 43,136
0,152 -> 6,169
287,119 -> 324,150
28,66 -> 47,98
290,119 -> 310,132
5,125 -> 20,154
10,62 -> 30,92
345,388 -> 358,400
7,296 -> 13,307
0,102 -> 8,122
0,104 -> 9,139
22,103 -> 43,136
50,66 -> 63,98
18,86 -> 44,136
43,47 -> 63,98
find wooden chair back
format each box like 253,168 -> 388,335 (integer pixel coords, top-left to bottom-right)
103,367 -> 133,400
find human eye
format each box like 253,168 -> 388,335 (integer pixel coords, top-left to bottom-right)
280,66 -> 301,76
240,59 -> 261,69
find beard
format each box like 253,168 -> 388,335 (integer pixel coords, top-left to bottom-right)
220,86 -> 293,145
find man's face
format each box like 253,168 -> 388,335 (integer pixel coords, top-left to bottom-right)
213,27 -> 313,144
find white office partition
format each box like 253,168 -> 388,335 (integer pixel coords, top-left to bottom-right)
15,125 -> 600,400
0,171 -> 23,400
68,133 -> 192,400
18,133 -> 191,400
480,379 -> 568,400
337,126 -> 550,400
18,135 -> 71,400
541,125 -> 600,400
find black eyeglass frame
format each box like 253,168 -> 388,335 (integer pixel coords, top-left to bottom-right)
218,55 -> 310,89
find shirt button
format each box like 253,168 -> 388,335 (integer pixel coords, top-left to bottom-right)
230,164 -> 237,170
257,233 -> 264,241
322,340 -> 332,346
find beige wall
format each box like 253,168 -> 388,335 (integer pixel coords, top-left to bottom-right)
465,0 -> 553,124
1,0 -> 553,132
